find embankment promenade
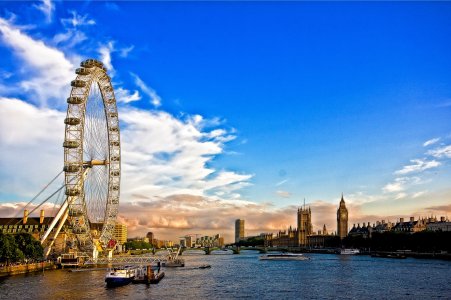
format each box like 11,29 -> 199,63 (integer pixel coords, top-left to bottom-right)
0,262 -> 56,277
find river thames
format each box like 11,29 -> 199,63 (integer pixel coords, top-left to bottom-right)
1,251 -> 450,299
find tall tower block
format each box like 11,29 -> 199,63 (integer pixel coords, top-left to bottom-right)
337,194 -> 349,240
235,219 -> 245,243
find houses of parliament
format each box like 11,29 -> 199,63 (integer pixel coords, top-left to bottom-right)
266,194 -> 348,248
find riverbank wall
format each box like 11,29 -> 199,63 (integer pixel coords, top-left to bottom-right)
0,262 -> 57,277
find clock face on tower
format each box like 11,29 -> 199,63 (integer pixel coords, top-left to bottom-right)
341,212 -> 347,219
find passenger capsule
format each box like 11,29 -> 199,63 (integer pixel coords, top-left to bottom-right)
81,58 -> 104,68
71,80 -> 86,88
94,60 -> 104,68
65,188 -> 80,196
63,140 -> 79,148
67,97 -> 84,104
63,164 -> 80,172
64,117 -> 81,125
80,60 -> 94,68
75,68 -> 91,75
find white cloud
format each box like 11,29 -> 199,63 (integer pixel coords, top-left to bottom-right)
119,107 -> 250,200
115,87 -> 141,103
0,98 -> 251,205
0,202 -> 63,218
61,11 -> 95,28
394,193 -> 407,200
33,0 -> 54,23
204,171 -> 252,194
53,11 -> 94,48
427,145 -> 451,159
131,73 -> 162,107
0,70 -> 13,79
344,191 -> 386,205
99,41 -> 114,72
412,191 -> 427,198
276,190 -> 291,198
383,177 -> 421,194
0,98 -> 64,198
119,45 -> 134,58
423,138 -> 440,147
394,159 -> 441,175
52,30 -> 87,47
383,181 -> 404,193
0,17 -> 75,107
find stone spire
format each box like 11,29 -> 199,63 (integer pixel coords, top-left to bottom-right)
339,193 -> 346,207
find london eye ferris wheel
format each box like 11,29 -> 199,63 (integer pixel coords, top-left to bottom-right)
61,58 -> 121,253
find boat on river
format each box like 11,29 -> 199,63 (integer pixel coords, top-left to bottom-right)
340,248 -> 360,255
105,266 -> 136,287
132,265 -> 165,284
199,264 -> 211,269
259,253 -> 309,261
162,247 -> 185,267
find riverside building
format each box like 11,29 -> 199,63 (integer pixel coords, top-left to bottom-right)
271,202 -> 313,248
270,196 -> 346,248
113,223 -> 128,244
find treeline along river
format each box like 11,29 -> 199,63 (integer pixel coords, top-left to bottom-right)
1,252 -> 450,299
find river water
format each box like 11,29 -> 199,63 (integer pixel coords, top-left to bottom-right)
1,251 -> 450,299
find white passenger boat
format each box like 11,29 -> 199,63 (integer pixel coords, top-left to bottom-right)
340,248 -> 360,255
259,253 -> 309,261
105,266 -> 136,286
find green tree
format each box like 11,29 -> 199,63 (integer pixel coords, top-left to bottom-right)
236,237 -> 264,247
0,233 -> 24,264
124,240 -> 152,250
14,233 -> 44,261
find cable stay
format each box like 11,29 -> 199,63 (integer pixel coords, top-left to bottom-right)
6,170 -> 64,226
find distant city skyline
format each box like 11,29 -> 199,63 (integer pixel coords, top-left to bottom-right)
0,1 -> 450,242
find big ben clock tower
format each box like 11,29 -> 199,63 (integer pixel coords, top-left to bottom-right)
337,194 -> 348,240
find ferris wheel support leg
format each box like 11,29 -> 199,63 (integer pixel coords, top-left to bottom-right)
93,247 -> 99,263
41,200 -> 69,244
44,209 -> 69,257
108,249 -> 113,261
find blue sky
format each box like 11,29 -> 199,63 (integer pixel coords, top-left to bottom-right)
0,1 -> 450,240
